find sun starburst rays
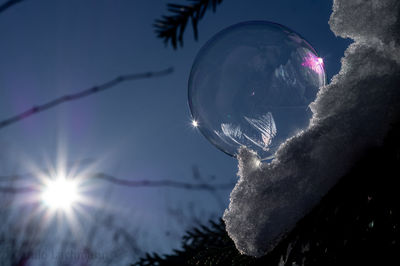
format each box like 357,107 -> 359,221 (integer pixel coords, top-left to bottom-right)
12,153 -> 105,241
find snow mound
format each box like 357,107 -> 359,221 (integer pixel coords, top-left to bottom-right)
223,0 -> 400,257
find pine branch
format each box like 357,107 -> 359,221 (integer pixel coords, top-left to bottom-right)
133,219 -> 240,266
154,0 -> 224,49
0,67 -> 173,130
0,0 -> 25,14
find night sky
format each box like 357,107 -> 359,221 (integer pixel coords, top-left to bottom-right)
0,0 -> 350,263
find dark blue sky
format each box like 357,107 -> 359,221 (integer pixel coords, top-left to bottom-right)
0,0 -> 350,256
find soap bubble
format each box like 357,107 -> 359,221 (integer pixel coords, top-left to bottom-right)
188,21 -> 326,160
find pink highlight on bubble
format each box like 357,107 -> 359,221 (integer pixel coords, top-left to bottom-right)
301,52 -> 324,74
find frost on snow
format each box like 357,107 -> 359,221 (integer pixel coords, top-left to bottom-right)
223,0 -> 400,258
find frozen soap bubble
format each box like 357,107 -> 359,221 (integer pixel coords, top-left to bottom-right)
188,21 -> 326,160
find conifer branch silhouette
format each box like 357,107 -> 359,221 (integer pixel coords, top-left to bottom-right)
154,0 -> 223,49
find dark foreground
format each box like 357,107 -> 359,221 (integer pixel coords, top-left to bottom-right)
135,121 -> 400,265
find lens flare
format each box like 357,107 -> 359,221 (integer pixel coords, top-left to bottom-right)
301,52 -> 324,74
192,120 -> 199,127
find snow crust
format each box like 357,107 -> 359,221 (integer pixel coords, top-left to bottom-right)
223,0 -> 400,257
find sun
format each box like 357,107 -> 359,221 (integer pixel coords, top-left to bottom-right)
16,140 -> 108,239
41,176 -> 79,210
30,160 -> 103,239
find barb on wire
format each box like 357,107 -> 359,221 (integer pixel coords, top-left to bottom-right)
0,67 -> 174,130
0,0 -> 25,14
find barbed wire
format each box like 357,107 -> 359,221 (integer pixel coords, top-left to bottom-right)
0,171 -> 234,193
0,67 -> 173,130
